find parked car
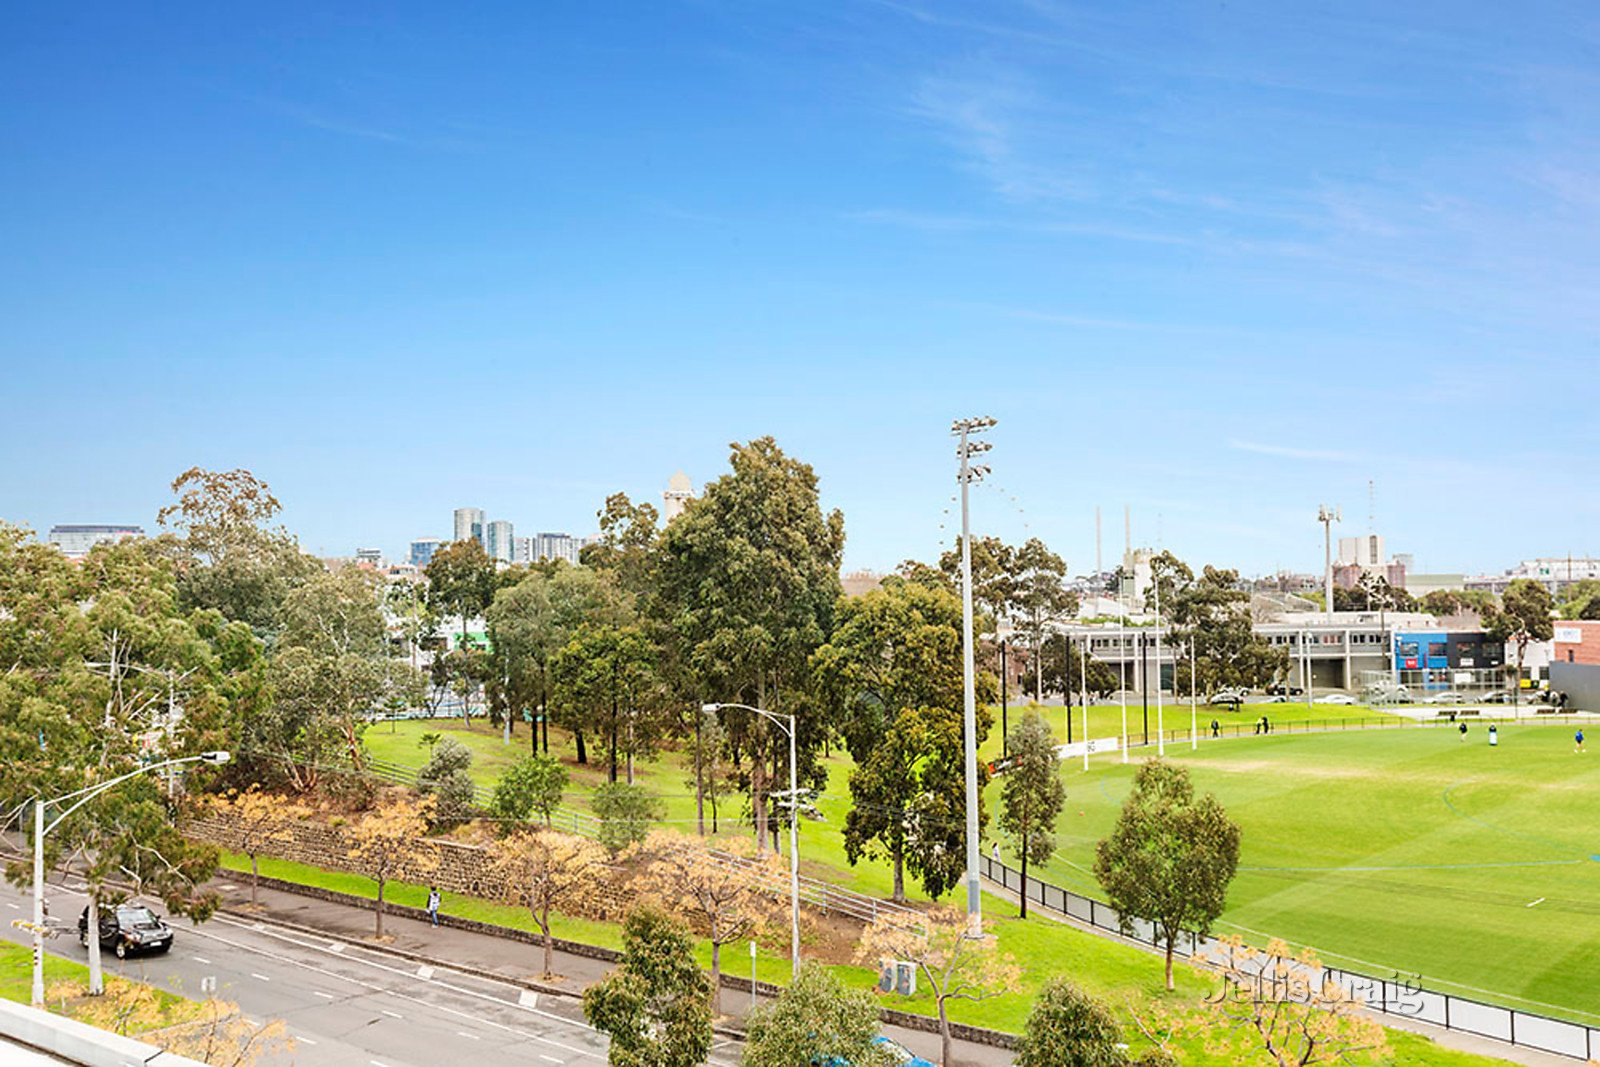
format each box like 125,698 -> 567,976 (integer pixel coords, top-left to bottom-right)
1423,691 -> 1466,704
1314,693 -> 1358,705
78,903 -> 173,959
1266,684 -> 1304,696
1480,691 -> 1515,704
1209,688 -> 1248,706
1365,684 -> 1411,703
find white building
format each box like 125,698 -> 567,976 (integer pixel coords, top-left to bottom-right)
487,519 -> 513,562
663,471 -> 694,522
453,507 -> 485,549
536,532 -> 581,565
47,524 -> 144,558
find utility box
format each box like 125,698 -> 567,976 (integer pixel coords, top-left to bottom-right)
877,959 -> 916,996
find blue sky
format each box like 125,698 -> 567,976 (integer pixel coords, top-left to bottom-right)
3,2 -> 1597,577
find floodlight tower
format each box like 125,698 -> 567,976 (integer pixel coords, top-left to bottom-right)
1318,505 -> 1341,618
953,415 -> 995,938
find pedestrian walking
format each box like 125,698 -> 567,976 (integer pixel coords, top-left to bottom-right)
1211,719 -> 1220,738
1458,721 -> 1468,742
1488,725 -> 1498,747
1263,715 -> 1272,734
427,887 -> 441,927
991,841 -> 1001,863
1577,729 -> 1586,754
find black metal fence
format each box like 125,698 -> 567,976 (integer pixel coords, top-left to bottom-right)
979,855 -> 1599,1061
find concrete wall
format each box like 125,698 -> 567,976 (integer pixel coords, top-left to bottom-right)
0,996 -> 208,1067
1549,663 -> 1600,712
185,812 -> 635,922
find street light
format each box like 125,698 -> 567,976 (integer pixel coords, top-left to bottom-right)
26,751 -> 229,1006
701,702 -> 801,981
952,414 -> 995,939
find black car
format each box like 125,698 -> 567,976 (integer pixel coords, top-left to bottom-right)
79,903 -> 174,959
1266,684 -> 1304,696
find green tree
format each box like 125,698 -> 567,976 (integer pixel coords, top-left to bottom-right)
156,466 -> 321,639
1484,579 -> 1555,701
1420,590 -> 1465,617
938,535 -> 1016,627
490,753 -> 569,828
424,539 -> 500,651
1165,564 -> 1287,696
592,782 -> 664,856
581,492 -> 661,605
582,908 -> 712,1067
1015,978 -> 1125,1067
1011,538 -> 1079,701
844,704 -> 989,902
1031,636 -> 1118,703
417,738 -> 476,828
811,577 -> 974,763
741,962 -> 891,1067
551,624 -> 661,782
997,715 -> 1066,918
656,437 -> 844,852
1094,760 -> 1241,990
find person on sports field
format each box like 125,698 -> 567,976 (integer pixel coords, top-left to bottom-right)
1488,724 -> 1498,747
1459,721 -> 1468,742
1577,729 -> 1586,754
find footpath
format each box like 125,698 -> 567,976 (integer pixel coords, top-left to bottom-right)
207,873 -> 1015,1067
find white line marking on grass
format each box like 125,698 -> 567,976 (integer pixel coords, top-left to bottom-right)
1527,897 -> 1546,908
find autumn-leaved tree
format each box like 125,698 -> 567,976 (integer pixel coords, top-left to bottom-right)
490,829 -> 609,978
635,830 -> 781,1015
998,714 -> 1065,918
856,908 -> 1020,1067
743,962 -> 893,1067
206,787 -> 312,908
583,907 -> 712,1067
345,793 -> 437,939
1094,760 -> 1240,990
1198,936 -> 1387,1066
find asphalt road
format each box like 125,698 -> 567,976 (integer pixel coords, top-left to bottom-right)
0,877 -> 743,1067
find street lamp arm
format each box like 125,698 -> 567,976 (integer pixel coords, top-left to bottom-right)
41,753 -> 227,835
699,702 -> 794,737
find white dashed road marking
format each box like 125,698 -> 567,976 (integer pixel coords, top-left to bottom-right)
191,956 -> 211,964
313,990 -> 335,999
539,1057 -> 563,1065
381,1009 -> 403,1019
250,972 -> 271,982
456,1031 -> 480,1040
298,1037 -> 317,1046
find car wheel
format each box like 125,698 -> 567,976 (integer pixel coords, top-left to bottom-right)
78,930 -> 88,948
114,940 -> 127,960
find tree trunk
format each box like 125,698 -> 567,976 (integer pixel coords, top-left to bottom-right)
251,853 -> 260,908
541,912 -> 554,977
710,940 -> 722,1016
939,998 -> 953,1067
892,839 -> 905,904
375,878 -> 386,939
86,894 -> 104,996
1020,838 -> 1029,919
1164,936 -> 1175,991
575,728 -> 587,765
695,712 -> 706,837
752,750 -> 768,855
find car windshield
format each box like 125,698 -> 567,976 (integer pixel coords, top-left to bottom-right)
118,906 -> 161,929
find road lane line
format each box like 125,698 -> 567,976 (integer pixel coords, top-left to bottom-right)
313,990 -> 335,999
455,1031 -> 480,1040
191,956 -> 211,964
539,1057 -> 562,1064
184,923 -> 601,1059
381,1009 -> 403,1019
298,1036 -> 317,1046
250,973 -> 271,982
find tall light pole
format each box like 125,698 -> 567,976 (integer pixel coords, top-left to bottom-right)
1318,505 -> 1341,619
702,703 -> 800,980
953,415 -> 995,938
28,751 -> 230,1006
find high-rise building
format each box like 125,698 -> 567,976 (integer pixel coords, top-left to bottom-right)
410,538 -> 443,568
453,507 -> 485,549
512,536 -> 534,564
663,471 -> 694,523
536,532 -> 581,566
47,524 -> 144,558
487,520 -> 513,563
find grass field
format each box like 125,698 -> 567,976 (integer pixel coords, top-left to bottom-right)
1024,722 -> 1600,1023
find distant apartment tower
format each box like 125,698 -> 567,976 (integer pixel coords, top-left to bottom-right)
47,524 -> 144,558
453,507 -> 486,549
663,471 -> 694,523
486,520 -> 514,563
409,538 -> 443,568
511,536 -> 534,564
535,532 -> 581,566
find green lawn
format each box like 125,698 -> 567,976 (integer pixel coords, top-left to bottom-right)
1022,722 -> 1600,1023
0,940 -> 197,1031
